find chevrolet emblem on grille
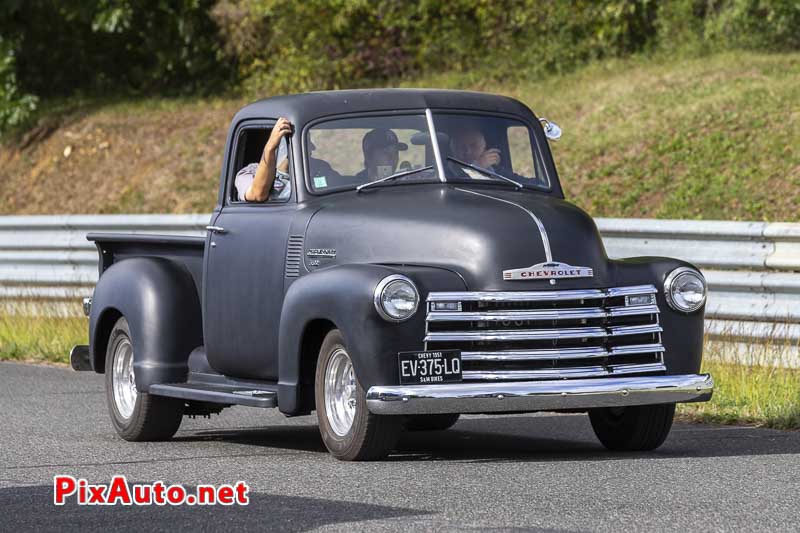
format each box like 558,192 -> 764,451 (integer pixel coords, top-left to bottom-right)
503,261 -> 594,281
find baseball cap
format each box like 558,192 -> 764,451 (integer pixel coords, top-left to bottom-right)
362,129 -> 408,154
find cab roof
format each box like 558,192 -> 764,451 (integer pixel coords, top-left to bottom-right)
232,89 -> 537,126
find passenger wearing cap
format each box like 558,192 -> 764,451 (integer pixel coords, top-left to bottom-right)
235,117 -> 293,202
355,128 -> 408,181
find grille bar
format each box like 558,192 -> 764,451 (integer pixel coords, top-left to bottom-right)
427,285 -> 657,303
462,362 -> 668,381
427,304 -> 658,323
428,308 -> 605,322
461,343 -> 665,362
425,324 -> 662,343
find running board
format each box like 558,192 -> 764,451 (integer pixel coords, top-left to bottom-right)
149,382 -> 277,408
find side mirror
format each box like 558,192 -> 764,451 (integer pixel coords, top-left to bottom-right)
539,118 -> 562,141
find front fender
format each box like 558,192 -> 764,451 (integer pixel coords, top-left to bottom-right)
609,256 -> 706,375
89,257 -> 203,390
277,263 -> 466,414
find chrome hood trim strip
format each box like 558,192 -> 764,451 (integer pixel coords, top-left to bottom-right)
454,187 -> 553,262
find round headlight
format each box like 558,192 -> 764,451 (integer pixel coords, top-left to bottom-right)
374,275 -> 419,322
664,267 -> 706,313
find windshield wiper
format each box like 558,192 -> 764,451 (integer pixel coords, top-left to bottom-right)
446,157 -> 522,190
356,165 -> 434,192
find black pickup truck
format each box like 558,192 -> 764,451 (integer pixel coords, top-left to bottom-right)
71,89 -> 713,460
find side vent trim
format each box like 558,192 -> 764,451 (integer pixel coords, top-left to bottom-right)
285,235 -> 304,277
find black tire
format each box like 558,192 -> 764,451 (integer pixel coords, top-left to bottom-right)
405,414 -> 461,431
589,403 -> 676,451
105,317 -> 184,441
315,329 -> 402,461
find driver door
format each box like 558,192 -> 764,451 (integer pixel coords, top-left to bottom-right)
203,121 -> 296,380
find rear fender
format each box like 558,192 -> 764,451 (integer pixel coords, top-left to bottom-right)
89,257 -> 203,390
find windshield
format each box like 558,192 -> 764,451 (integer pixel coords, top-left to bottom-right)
306,112 -> 549,193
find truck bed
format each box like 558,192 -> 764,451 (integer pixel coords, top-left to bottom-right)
88,232 -> 206,297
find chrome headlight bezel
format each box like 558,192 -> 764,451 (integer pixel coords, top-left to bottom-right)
664,267 -> 707,313
373,274 -> 419,322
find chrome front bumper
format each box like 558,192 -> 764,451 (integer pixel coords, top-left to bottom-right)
366,373 -> 713,415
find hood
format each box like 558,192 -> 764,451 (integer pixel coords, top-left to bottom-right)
303,184 -> 611,291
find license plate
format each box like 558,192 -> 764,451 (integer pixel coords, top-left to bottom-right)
398,350 -> 462,385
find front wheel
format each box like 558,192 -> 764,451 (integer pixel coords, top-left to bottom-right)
315,329 -> 402,460
589,403 -> 676,451
105,317 -> 184,441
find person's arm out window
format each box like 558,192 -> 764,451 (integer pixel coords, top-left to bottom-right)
240,117 -> 293,202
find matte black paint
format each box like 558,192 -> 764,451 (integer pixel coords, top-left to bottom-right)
203,203 -> 298,379
88,257 -> 203,390
277,264 -> 465,414
85,89 -> 706,416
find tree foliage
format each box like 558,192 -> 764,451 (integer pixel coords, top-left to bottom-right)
210,0 -> 799,93
1,0 -> 231,99
1,0 -> 798,135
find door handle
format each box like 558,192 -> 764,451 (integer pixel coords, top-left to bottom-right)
206,225 -> 226,234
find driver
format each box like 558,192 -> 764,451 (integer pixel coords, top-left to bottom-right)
451,126 -> 500,170
236,117 -> 293,202
355,128 -> 408,181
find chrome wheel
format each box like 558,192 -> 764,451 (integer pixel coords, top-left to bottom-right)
324,347 -> 357,437
112,337 -> 137,420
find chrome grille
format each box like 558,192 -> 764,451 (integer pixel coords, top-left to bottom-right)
425,285 -> 665,381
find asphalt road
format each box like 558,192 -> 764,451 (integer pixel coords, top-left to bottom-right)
1,361 -> 798,532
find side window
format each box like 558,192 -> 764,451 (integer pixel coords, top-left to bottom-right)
507,125 -> 535,178
507,125 -> 546,186
229,127 -> 292,204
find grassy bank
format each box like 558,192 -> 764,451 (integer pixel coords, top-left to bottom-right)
678,339 -> 800,430
0,51 -> 798,220
0,314 -> 87,365
421,51 -> 800,221
2,312 -> 798,430
677,359 -> 800,430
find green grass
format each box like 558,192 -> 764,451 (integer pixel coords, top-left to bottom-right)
0,313 -> 87,365
678,359 -> 800,430
2,312 -> 798,429
678,338 -> 800,430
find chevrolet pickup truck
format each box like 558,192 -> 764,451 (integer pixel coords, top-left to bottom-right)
71,89 -> 713,460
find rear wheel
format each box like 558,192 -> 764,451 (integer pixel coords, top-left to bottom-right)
105,317 -> 184,441
589,403 -> 676,451
405,414 -> 461,431
315,329 -> 402,460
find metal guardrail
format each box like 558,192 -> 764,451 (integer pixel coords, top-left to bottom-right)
597,218 -> 800,343
0,215 -> 208,301
1,214 -> 799,343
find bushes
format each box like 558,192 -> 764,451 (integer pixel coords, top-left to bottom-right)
0,0 -> 798,137
211,0 -> 798,94
1,1 -> 231,100
658,0 -> 800,53
0,38 -> 38,134
211,0 -> 661,92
